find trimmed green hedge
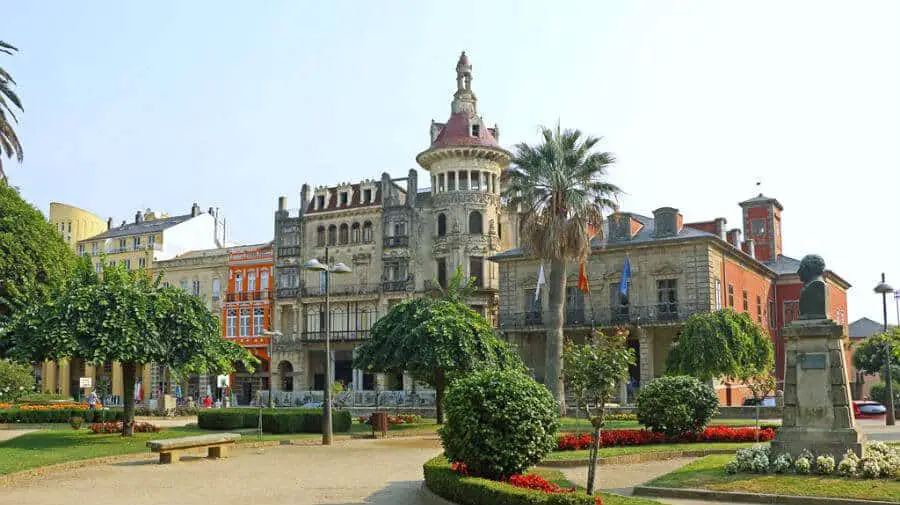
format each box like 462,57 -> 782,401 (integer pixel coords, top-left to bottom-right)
0,408 -> 124,424
197,408 -> 352,434
423,456 -> 596,505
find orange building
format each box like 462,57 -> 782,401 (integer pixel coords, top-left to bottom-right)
222,242 -> 274,405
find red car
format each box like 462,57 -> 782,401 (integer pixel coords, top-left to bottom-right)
853,400 -> 887,418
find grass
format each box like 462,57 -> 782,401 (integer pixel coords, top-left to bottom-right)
560,417 -> 779,432
531,467 -> 663,504
0,420 -> 438,476
544,442 -> 756,461
647,454 -> 900,503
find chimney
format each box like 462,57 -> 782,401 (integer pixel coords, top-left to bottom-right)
135,211 -> 143,224
121,220 -> 126,227
745,238 -> 756,259
278,196 -> 287,212
300,184 -> 310,216
715,218 -> 727,241
107,217 -> 113,230
727,228 -> 741,247
191,203 -> 200,217
381,172 -> 393,207
407,169 -> 418,208
208,206 -> 214,215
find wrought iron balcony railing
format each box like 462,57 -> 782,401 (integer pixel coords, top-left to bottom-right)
383,235 -> 409,248
301,329 -> 371,342
277,246 -> 301,258
225,290 -> 272,302
383,276 -> 414,293
498,302 -> 710,329
301,283 -> 380,297
276,287 -> 301,299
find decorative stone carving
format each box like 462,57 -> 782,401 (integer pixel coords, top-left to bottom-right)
651,263 -> 684,277
798,254 -> 827,320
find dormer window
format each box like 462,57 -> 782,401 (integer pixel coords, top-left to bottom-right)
364,189 -> 372,203
471,124 -> 481,136
316,195 -> 325,209
340,192 -> 349,206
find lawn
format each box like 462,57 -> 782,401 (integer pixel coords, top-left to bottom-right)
646,454 -> 900,503
559,417 -> 778,432
533,467 -> 662,504
544,442 -> 756,462
0,420 -> 438,476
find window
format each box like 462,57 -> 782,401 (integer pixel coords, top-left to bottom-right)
253,308 -> 264,335
756,295 -> 762,323
525,288 -> 542,324
124,259 -> 131,271
316,195 -> 325,209
362,221 -> 373,243
351,222 -> 360,243
727,284 -> 735,307
327,225 -> 337,245
437,258 -> 447,288
235,273 -> 243,292
91,243 -> 98,255
179,280 -> 188,291
239,310 -> 250,336
469,211 -> 483,234
783,300 -> 800,324
118,238 -> 127,251
611,282 -> 630,321
448,172 -> 456,191
459,171 -> 468,190
95,262 -> 102,273
339,223 -> 349,244
248,271 -> 256,292
469,256 -> 483,287
212,279 -> 221,300
316,226 -> 326,246
133,236 -> 141,250
470,170 -> 480,190
768,299 -> 776,327
498,223 -> 502,239
192,280 -> 200,296
261,270 -> 269,290
742,289 -> 749,312
138,257 -> 146,268
363,189 -> 372,203
77,244 -> 85,255
565,286 -> 585,324
340,192 -> 348,206
751,218 -> 766,235
715,279 -> 722,310
226,309 -> 237,336
148,234 -> 156,245
108,260 -> 116,267
472,124 -> 480,136
657,279 -> 678,316
437,214 -> 447,237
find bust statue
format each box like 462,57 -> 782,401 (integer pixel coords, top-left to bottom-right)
798,254 -> 827,320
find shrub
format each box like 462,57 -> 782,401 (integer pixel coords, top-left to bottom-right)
16,393 -> 72,404
860,458 -> 880,478
815,455 -> 835,475
197,408 -> 352,434
837,450 -> 859,477
89,421 -> 160,434
0,406 -> 123,424
0,360 -> 36,403
733,445 -> 770,473
439,370 -> 559,480
794,457 -> 811,474
423,456 -> 599,505
358,413 -> 423,426
636,376 -> 718,436
870,381 -> 900,410
770,453 -> 792,473
69,416 -> 83,430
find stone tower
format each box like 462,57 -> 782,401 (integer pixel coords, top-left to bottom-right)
416,52 -> 509,314
739,193 -> 783,263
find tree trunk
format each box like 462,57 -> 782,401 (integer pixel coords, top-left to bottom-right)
435,371 -> 446,425
587,425 -> 601,495
122,362 -> 137,437
546,258 -> 567,416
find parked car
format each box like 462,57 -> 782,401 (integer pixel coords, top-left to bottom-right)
742,396 -> 777,407
853,400 -> 887,418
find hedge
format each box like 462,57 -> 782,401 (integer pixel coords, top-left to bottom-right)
0,408 -> 124,424
423,456 -> 597,505
197,408 -> 352,433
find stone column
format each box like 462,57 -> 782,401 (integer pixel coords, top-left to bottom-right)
637,327 -> 654,388
58,360 -> 70,397
112,362 -> 123,398
375,373 -> 387,390
492,174 -> 498,194
274,304 -> 282,333
402,371 -> 413,392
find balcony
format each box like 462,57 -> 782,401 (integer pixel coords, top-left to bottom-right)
383,235 -> 409,248
382,276 -> 414,293
301,329 -> 371,342
301,283 -> 379,297
276,287 -> 300,299
225,290 -> 272,302
498,302 -> 709,330
277,246 -> 301,258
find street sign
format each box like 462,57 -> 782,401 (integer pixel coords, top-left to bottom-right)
216,375 -> 230,388
79,377 -> 92,388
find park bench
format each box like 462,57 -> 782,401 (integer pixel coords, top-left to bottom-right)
146,433 -> 241,464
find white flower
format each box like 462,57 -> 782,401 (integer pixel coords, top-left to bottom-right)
18,386 -> 23,391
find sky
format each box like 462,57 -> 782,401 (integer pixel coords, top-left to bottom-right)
4,1 -> 900,323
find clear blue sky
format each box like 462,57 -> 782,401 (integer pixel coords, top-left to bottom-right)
5,1 -> 900,322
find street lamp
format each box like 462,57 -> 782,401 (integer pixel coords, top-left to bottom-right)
874,273 -> 896,426
262,330 -> 282,408
304,246 -> 352,445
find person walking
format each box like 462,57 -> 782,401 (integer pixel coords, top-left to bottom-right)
87,389 -> 99,411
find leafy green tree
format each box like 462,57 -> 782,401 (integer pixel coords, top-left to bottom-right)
0,359 -> 35,402
354,297 -> 521,424
563,328 -> 634,495
427,265 -> 476,302
503,124 -> 621,414
4,257 -> 254,435
853,330 -> 900,379
0,181 -> 74,330
666,309 -> 774,382
0,41 -> 24,181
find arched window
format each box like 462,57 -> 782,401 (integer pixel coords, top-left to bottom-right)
235,273 -> 243,292
469,211 -> 483,234
248,271 -> 256,292
351,222 -> 361,243
362,221 -> 373,243
437,213 -> 447,237
327,225 -> 337,245
261,270 -> 269,290
339,223 -> 349,244
316,226 -> 326,246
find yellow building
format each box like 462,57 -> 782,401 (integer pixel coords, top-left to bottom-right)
48,202 -> 108,250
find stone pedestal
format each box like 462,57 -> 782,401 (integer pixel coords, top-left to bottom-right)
771,318 -> 863,458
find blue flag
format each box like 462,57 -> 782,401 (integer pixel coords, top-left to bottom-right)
619,257 -> 631,297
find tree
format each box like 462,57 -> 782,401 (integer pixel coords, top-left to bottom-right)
0,41 -> 24,181
427,265 -> 475,302
3,257 -> 255,436
563,328 -> 634,495
353,297 -> 521,424
853,330 -> 900,379
0,359 -> 35,402
0,181 -> 74,331
503,124 -> 621,414
742,369 -> 776,440
666,309 -> 774,382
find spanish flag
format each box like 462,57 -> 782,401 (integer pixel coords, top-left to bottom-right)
578,263 -> 589,294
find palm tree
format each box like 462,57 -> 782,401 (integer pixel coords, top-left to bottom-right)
503,124 -> 622,415
427,265 -> 477,303
1,41 -> 24,182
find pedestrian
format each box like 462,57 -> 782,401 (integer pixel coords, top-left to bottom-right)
204,395 -> 212,409
87,389 -> 99,411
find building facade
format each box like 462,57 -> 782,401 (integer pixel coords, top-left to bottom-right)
48,202 -> 107,250
492,194 -> 851,405
269,52 -> 519,396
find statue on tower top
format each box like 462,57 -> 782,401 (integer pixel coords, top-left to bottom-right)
456,51 -> 472,92
451,51 -> 477,115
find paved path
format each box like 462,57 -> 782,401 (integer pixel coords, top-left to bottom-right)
2,435 -> 444,505
0,429 -> 36,442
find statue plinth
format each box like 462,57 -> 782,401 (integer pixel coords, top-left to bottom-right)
771,317 -> 863,458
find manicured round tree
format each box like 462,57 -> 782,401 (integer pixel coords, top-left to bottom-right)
0,359 -> 35,402
636,375 -> 718,436
439,369 -> 559,480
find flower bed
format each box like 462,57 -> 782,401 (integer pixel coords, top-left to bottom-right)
357,413 -> 423,426
557,427 -> 775,451
18,402 -> 90,411
725,442 -> 900,479
89,421 -> 161,434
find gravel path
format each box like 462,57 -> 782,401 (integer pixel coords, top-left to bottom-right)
3,435 -> 444,505
559,457 -> 698,496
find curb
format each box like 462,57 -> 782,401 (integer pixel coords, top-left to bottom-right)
632,486 -> 899,505
417,482 -> 459,505
540,448 -> 740,468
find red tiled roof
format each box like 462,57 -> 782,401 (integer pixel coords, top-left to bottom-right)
306,184 -> 382,214
430,112 -> 499,149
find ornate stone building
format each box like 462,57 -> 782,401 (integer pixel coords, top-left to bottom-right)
269,52 -> 519,398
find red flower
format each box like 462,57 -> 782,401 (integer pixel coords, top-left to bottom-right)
450,462 -> 469,476
555,426 -> 775,451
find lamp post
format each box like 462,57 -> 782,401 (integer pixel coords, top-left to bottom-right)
263,330 -> 282,408
874,273 -> 896,426
304,247 -> 352,445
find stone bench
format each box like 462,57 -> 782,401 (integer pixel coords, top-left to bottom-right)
146,433 -> 241,464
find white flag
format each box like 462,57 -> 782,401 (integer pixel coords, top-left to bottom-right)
535,264 -> 546,302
